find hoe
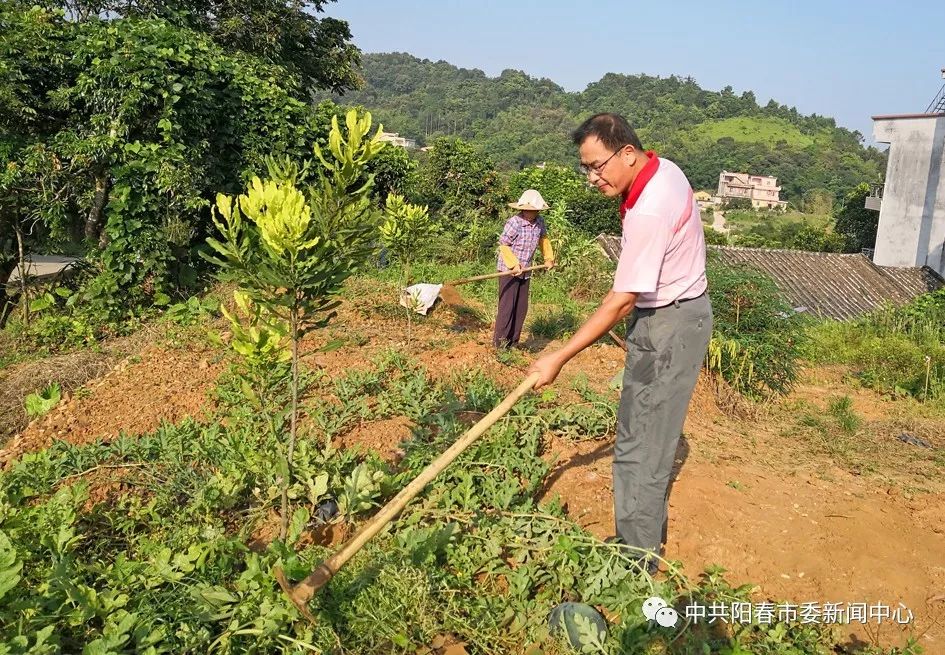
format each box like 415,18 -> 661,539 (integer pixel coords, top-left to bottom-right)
274,372 -> 542,621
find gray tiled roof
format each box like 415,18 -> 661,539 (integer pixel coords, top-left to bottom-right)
595,236 -> 944,321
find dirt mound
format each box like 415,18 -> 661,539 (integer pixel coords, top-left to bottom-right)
789,363 -> 892,422
336,416 -> 415,463
684,374 -> 720,428
0,323 -> 173,448
416,341 -> 508,381
0,349 -> 115,446
1,346 -> 223,466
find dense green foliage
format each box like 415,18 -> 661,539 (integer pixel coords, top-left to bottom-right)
719,210 -> 846,252
705,254 -> 806,399
507,164 -> 621,237
322,53 -> 886,201
833,184 -> 880,253
3,16 -> 887,336
0,4 -> 357,325
26,0 -> 361,92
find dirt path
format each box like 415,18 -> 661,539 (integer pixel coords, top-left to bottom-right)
712,210 -> 729,233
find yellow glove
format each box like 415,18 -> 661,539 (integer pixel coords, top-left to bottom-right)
499,244 -> 520,270
539,236 -> 555,269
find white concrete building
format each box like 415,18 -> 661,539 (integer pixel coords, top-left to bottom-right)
870,113 -> 945,276
378,132 -> 417,149
869,69 -> 945,276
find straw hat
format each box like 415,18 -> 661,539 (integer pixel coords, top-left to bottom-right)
508,189 -> 549,211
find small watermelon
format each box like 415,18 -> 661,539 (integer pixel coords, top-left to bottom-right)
548,602 -> 608,650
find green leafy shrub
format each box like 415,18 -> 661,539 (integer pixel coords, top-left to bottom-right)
380,193 -> 434,342
1,5 -> 355,324
206,109 -> 385,537
704,225 -> 729,245
706,254 -> 805,398
165,295 -> 219,326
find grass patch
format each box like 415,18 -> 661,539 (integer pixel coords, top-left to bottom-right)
795,396 -> 865,469
827,396 -> 862,435
529,308 -> 580,340
495,347 -> 528,367
804,290 -> 945,403
689,116 -> 827,148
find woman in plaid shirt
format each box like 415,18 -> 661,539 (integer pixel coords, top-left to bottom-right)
494,189 -> 555,349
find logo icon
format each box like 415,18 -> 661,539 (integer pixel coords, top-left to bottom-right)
643,597 -> 679,627
655,606 -> 680,627
642,596 -> 668,621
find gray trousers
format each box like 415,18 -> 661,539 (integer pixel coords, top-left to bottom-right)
614,293 -> 712,562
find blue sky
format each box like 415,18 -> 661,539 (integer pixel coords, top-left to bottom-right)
323,0 -> 945,144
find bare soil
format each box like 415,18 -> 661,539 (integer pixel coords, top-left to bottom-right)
1,343 -> 223,467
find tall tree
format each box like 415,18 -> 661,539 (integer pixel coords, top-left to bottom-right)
833,184 -> 879,253
0,4 -> 350,321
416,137 -> 502,217
37,0 -> 361,94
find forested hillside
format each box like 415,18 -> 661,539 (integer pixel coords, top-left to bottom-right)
324,52 -> 886,201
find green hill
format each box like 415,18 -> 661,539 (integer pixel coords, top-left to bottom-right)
321,53 -> 885,202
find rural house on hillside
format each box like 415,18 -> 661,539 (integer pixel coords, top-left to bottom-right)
716,171 -> 788,210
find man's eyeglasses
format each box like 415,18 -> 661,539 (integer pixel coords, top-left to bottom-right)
580,147 -> 625,177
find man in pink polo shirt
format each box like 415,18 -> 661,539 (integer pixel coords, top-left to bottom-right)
528,113 -> 712,575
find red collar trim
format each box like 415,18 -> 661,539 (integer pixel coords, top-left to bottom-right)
620,151 -> 659,213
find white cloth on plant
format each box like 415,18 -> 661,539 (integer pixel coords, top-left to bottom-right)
401,283 -> 442,315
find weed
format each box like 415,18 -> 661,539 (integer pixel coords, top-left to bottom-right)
24,382 -> 61,418
495,347 -> 528,367
705,254 -> 805,399
827,396 -> 861,435
796,396 -> 866,474
805,288 -> 945,402
165,295 -> 218,326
